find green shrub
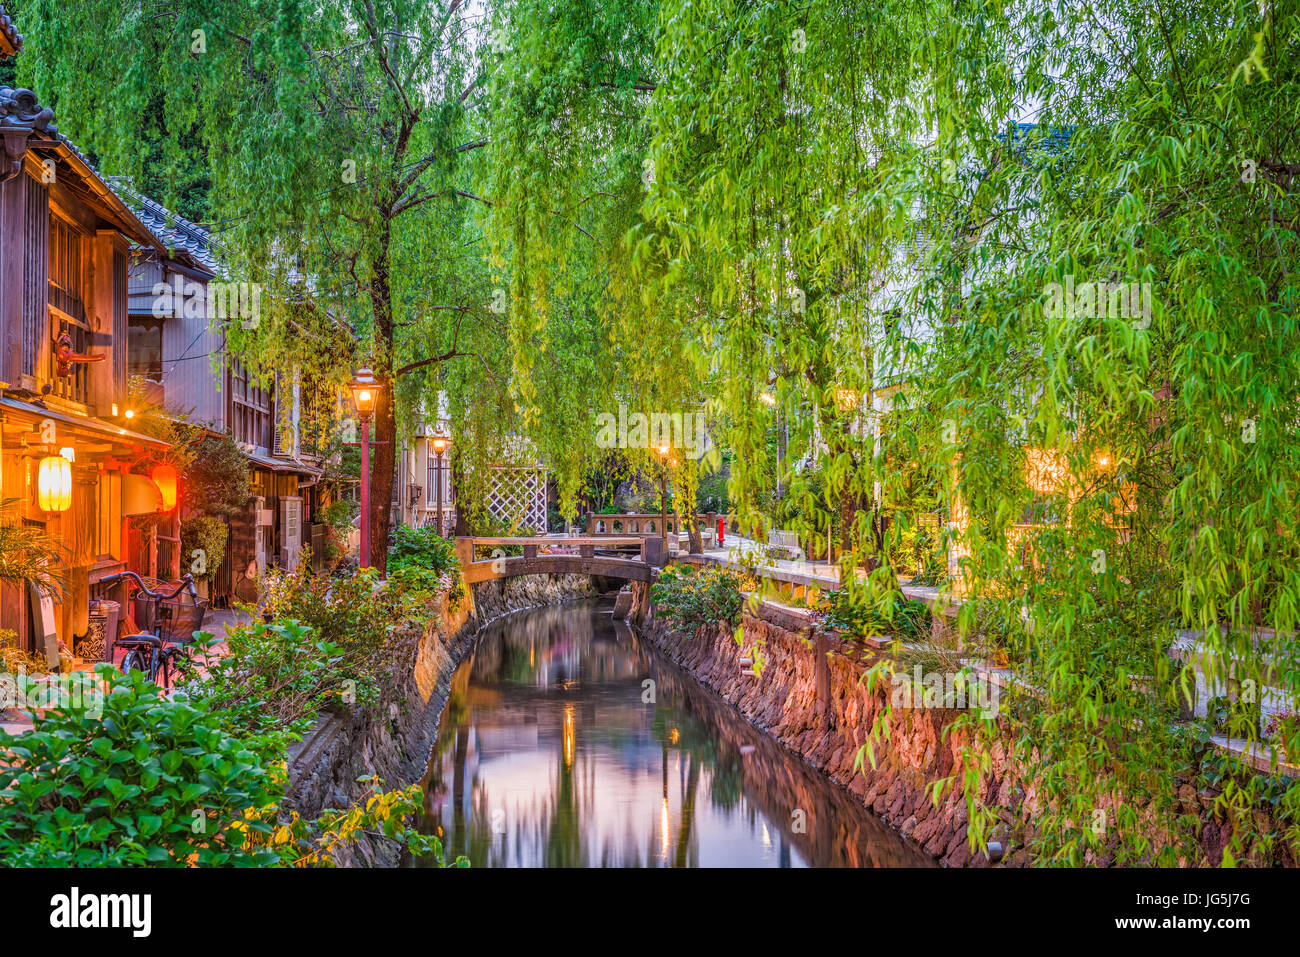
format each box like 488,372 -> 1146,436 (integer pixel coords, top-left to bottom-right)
817,586 -> 932,641
257,563 -> 430,652
650,563 -> 748,634
388,565 -> 465,611
180,515 -> 228,582
388,523 -> 458,575
186,619 -> 367,742
0,666 -> 283,866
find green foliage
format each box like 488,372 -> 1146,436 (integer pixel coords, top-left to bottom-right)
650,563 -> 749,635
0,665 -> 461,867
181,434 -> 251,519
388,524 -> 458,576
0,667 -> 283,866
0,629 -> 50,677
254,564 -> 434,683
817,587 -> 932,642
262,777 -> 465,868
180,515 -> 228,583
187,620 -> 367,744
0,498 -> 65,596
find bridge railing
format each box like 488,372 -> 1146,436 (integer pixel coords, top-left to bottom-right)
454,535 -> 664,584
584,512 -> 723,546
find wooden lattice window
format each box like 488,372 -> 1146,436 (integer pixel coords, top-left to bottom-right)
48,215 -> 86,322
484,465 -> 547,532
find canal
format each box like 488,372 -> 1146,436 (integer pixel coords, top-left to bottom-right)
412,596 -> 932,867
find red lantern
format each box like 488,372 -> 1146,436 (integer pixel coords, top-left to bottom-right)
151,463 -> 178,512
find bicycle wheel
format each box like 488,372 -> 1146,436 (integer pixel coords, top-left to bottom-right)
120,648 -> 154,681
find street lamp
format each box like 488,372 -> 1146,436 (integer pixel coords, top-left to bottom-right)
655,441 -> 671,553
431,433 -> 449,537
349,367 -> 381,568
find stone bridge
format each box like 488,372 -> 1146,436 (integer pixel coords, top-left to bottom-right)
454,536 -> 663,585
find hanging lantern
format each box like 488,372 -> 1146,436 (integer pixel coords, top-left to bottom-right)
37,455 -> 72,513
151,463 -> 179,512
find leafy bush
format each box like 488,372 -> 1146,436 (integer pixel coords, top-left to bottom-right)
389,523 -> 458,575
0,497 -> 65,596
650,563 -> 749,634
182,434 -> 251,518
186,619 -> 366,742
0,667 -> 283,866
817,586 -> 932,641
388,565 -> 465,611
180,515 -> 228,582
0,628 -> 48,676
0,666 -> 460,868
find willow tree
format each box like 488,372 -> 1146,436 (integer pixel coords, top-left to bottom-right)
21,0 -> 509,569
493,0 -> 1300,866
896,0 -> 1300,865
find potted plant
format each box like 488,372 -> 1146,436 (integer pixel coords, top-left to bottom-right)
0,497 -> 66,690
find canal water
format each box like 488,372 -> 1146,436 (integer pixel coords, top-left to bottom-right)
412,596 -> 931,867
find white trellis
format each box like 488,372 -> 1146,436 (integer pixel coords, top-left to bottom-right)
485,464 -> 547,531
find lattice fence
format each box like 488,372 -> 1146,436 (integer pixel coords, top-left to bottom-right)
485,465 -> 547,531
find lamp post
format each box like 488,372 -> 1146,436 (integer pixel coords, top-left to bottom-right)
431,433 -> 448,537
655,441 -> 670,553
349,367 -> 380,569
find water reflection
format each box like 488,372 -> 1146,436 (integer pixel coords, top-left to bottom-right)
412,597 -> 932,868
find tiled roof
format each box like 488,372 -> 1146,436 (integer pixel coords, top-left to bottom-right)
0,4 -> 21,58
109,179 -> 222,274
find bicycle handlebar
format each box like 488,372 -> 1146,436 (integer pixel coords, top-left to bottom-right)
100,571 -> 197,603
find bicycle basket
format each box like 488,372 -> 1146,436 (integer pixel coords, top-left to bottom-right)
156,588 -> 209,645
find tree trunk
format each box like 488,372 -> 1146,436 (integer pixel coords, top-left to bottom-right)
366,222 -> 396,574
687,512 -> 703,554
451,450 -> 471,536
367,387 -> 396,574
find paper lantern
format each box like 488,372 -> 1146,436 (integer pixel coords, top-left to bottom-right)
151,463 -> 179,512
37,455 -> 72,512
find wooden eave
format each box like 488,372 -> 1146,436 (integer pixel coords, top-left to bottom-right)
24,140 -> 165,254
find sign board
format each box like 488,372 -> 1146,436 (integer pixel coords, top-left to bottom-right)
28,581 -> 59,669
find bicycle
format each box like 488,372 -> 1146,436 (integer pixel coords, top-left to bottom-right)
100,571 -> 207,691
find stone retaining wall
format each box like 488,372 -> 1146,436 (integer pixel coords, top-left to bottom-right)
629,581 -> 1297,868
285,574 -> 605,867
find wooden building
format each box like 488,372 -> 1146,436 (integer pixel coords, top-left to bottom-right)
120,188 -> 327,604
0,75 -> 179,657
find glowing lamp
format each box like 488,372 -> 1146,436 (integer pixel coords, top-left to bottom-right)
349,367 -> 381,418
37,455 -> 72,513
151,463 -> 179,512
431,434 -> 448,454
